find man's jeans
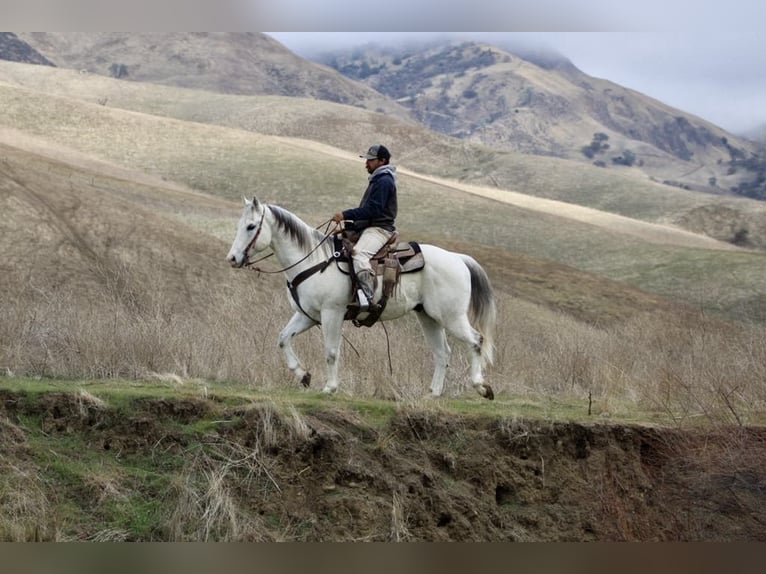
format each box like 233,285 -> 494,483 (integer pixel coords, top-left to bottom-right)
352,227 -> 393,274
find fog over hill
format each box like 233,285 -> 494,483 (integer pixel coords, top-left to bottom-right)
268,31 -> 766,138
310,38 -> 764,198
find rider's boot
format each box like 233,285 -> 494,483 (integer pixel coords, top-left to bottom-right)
355,270 -> 378,312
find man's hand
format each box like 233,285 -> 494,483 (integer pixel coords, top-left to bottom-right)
332,212 -> 344,223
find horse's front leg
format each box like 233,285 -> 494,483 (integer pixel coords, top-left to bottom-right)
278,311 -> 318,388
319,307 -> 345,394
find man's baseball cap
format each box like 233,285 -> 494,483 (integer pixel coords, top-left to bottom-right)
360,144 -> 391,161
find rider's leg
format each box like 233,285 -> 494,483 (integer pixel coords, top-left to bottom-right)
351,227 -> 392,308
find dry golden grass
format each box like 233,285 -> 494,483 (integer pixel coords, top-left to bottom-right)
3,238 -> 765,425
0,417 -> 56,541
2,61 -> 766,426
167,444 -> 274,542
4,57 -> 766,244
3,55 -> 766,542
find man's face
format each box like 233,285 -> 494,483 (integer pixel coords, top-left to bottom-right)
365,158 -> 383,174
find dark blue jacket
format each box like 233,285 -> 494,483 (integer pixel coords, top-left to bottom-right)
342,165 -> 397,232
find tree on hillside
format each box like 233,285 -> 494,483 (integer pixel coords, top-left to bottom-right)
612,149 -> 636,167
581,132 -> 610,159
725,141 -> 766,200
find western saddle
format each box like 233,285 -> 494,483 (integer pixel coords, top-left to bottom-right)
338,230 -> 424,327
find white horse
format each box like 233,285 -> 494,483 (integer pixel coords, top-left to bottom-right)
226,197 -> 496,399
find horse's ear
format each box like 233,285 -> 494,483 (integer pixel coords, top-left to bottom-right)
243,196 -> 261,209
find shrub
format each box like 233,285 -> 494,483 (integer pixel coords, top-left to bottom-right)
612,149 -> 636,167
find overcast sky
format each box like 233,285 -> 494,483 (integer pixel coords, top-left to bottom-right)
266,32 -> 766,136
2,0 -> 763,134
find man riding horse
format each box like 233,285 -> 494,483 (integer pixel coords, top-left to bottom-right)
332,144 -> 397,313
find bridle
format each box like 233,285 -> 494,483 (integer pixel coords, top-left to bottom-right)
241,206 -> 267,264
239,207 -> 342,325
237,210 -> 388,365
241,206 -> 340,275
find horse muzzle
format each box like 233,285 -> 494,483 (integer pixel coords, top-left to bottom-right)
227,252 -> 247,268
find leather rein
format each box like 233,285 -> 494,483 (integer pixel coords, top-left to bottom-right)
242,211 -> 339,275
239,211 -> 389,364
241,211 -> 344,322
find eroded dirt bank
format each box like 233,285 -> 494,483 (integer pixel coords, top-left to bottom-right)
1,390 -> 764,541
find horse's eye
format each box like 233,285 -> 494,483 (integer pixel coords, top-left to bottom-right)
246,223 -> 256,231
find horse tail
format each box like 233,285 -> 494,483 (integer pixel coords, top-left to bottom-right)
460,255 -> 497,365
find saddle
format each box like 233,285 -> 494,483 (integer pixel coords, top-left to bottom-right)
336,231 -> 425,327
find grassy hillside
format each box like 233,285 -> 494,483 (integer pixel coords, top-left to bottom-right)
2,52 -> 765,543
3,59 -> 766,253
2,121 -> 766,428
2,73 -> 766,322
1,59 -> 766,426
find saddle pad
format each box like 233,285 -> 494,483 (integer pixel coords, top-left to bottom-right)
400,251 -> 425,273
334,236 -> 425,273
387,241 -> 424,273
389,242 -> 417,257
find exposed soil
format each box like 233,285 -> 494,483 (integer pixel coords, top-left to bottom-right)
2,390 -> 765,541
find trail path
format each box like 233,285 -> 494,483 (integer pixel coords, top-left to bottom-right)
290,138 -> 741,252
0,128 -> 741,252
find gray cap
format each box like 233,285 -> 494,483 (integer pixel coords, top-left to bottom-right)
360,144 -> 391,161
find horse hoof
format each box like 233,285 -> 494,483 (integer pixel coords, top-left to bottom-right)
301,373 -> 312,388
321,386 -> 337,394
480,384 -> 494,401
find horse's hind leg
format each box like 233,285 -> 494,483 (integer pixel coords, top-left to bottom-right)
445,314 -> 494,400
416,312 -> 451,397
278,311 -> 318,388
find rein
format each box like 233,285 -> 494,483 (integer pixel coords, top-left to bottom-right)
241,213 -> 341,323
236,210 -> 392,367
243,216 -> 338,275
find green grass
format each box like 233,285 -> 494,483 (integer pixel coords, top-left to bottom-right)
24,432 -> 182,540
17,417 -> 131,538
3,374 -> 765,541
0,375 -> 690,427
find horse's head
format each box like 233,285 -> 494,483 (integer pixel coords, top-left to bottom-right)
227,197 -> 271,268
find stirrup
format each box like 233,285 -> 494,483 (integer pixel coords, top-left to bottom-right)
356,288 -> 371,311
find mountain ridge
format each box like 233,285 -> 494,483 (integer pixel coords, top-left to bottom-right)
10,32 -> 414,123
315,39 -> 763,196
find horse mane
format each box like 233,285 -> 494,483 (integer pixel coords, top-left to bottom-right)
268,204 -> 330,255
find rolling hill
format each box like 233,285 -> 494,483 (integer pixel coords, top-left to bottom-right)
4,32 -> 764,199
1,34 -> 766,541
315,39 -> 764,195
1,73 -> 765,331
3,57 -> 766,254
9,32 -> 413,122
